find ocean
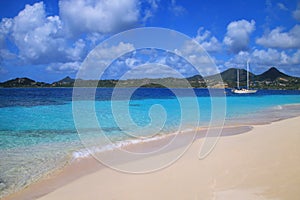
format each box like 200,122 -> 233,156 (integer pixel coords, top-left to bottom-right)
1,88 -> 300,198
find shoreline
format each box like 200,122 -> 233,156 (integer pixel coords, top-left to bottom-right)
4,112 -> 300,200
3,124 -> 253,200
2,103 -> 300,200
39,116 -> 300,199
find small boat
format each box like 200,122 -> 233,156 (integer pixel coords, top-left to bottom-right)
232,87 -> 257,94
232,60 -> 257,94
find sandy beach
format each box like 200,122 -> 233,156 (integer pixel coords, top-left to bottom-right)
2,1 -> 300,199
5,116 -> 300,200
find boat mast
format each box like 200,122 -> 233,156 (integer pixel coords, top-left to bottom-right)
237,68 -> 240,89
246,60 -> 250,89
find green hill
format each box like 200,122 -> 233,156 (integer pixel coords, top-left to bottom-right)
1,67 -> 300,90
0,77 -> 50,87
256,67 -> 292,81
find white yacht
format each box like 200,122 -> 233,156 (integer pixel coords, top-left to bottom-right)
232,60 -> 257,94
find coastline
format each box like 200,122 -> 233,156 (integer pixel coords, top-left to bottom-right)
3,125 -> 252,200
2,89 -> 300,199
4,112 -> 300,200
2,1 -> 300,199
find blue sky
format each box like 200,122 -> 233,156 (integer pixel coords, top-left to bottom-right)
0,0 -> 300,82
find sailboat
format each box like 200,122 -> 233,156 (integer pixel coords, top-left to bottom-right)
232,60 -> 257,94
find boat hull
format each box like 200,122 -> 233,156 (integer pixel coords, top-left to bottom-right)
232,89 -> 257,94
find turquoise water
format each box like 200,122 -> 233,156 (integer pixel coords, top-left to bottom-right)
1,88 -> 300,198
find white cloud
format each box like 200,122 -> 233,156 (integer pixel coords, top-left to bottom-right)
293,2 -> 300,21
256,25 -> 300,49
79,42 -> 135,79
125,57 -> 141,68
0,18 -> 14,65
12,2 -> 46,34
14,15 -> 65,63
96,48 -> 201,79
0,0 -> 160,71
0,18 -> 13,49
195,27 -> 222,52
142,0 -> 159,22
174,39 -> 219,76
250,49 -> 300,74
94,42 -> 135,60
223,51 -> 250,69
120,63 -> 185,79
291,49 -> 300,64
66,39 -> 86,61
59,0 -> 140,36
47,61 -> 82,73
0,49 -> 18,61
224,48 -> 300,73
223,19 -> 256,54
252,48 -> 284,65
0,2 -> 88,65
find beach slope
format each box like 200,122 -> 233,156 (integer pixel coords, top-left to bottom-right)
35,116 -> 300,200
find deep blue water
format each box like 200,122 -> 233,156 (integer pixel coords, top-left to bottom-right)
1,88 -> 300,108
1,87 -> 300,198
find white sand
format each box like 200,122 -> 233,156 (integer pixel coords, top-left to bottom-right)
8,116 -> 300,200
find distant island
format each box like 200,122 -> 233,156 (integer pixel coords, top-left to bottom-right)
1,67 -> 300,90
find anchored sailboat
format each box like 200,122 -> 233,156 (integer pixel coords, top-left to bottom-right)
232,60 -> 257,94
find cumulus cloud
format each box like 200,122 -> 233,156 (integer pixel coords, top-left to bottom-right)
223,51 -> 250,69
59,0 -> 140,36
47,61 -> 82,73
117,28 -> 221,77
0,2 -> 87,65
256,25 -> 300,49
102,48 -> 200,79
94,42 -> 135,60
293,2 -> 300,21
224,48 -> 300,73
291,49 -> 300,63
79,42 -> 135,79
250,49 -> 300,74
66,39 -> 86,61
121,63 -> 185,79
0,18 -> 13,49
252,48 -> 287,65
125,57 -> 141,68
223,19 -> 256,54
195,27 -> 222,52
0,0 -> 160,74
12,3 -> 46,34
0,18 -> 15,64
174,39 -> 219,76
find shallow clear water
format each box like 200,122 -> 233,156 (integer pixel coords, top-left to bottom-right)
1,88 -> 300,198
